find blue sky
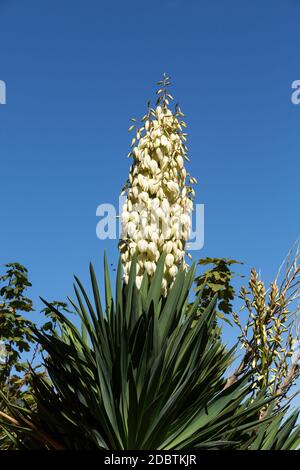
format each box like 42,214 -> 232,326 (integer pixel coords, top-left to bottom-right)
0,0 -> 300,329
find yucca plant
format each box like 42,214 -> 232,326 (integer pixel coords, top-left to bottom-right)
1,255 -> 299,450
1,77 -> 300,451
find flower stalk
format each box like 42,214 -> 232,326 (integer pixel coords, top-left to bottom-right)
119,75 -> 196,294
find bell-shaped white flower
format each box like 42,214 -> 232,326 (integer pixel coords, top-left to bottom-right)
137,239 -> 148,253
169,265 -> 178,277
165,253 -> 175,268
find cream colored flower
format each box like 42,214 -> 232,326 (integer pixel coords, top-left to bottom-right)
136,275 -> 143,289
165,253 -> 175,268
163,241 -> 173,254
169,265 -> 178,277
138,239 -> 148,253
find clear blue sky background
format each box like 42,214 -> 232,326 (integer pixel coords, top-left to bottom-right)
0,0 -> 300,332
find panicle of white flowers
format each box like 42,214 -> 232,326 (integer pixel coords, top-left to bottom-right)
119,74 -> 196,295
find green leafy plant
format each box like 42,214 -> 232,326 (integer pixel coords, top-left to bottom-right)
193,258 -> 241,324
0,263 -> 37,449
0,263 -> 70,449
1,256 -> 299,450
0,263 -> 36,398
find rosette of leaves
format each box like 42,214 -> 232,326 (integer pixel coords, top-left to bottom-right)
1,255 -> 299,450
